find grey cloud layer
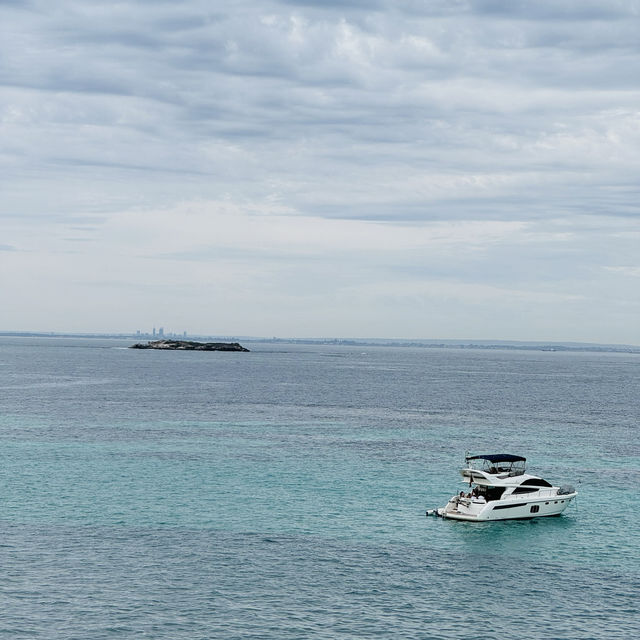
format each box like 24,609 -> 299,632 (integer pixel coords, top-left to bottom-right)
1,0 -> 639,339
2,1 -> 639,222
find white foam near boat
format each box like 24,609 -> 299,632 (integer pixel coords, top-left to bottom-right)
428,453 -> 577,521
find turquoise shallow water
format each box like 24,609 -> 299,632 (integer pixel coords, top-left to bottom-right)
0,337 -> 638,638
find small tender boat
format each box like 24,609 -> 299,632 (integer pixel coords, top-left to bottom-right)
429,453 -> 577,521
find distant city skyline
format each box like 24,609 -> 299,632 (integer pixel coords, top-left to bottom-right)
2,1 -> 639,344
137,327 -> 189,339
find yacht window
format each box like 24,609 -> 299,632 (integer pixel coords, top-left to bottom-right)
530,505 -> 540,513
512,486 -> 537,494
520,478 -> 553,488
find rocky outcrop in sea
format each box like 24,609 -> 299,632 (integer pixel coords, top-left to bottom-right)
130,340 -> 250,352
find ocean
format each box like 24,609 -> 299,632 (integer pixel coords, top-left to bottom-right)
0,336 -> 638,638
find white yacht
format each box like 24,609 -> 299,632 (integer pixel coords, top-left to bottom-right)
429,453 -> 577,521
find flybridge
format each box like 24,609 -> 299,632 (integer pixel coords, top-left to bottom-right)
463,453 -> 527,478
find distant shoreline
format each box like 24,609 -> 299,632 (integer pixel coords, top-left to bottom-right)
1,332 -> 639,354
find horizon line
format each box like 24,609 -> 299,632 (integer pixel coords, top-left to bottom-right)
1,330 -> 639,352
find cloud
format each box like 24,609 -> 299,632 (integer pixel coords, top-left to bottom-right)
471,0 -> 638,21
604,266 -> 640,278
1,0 -> 640,341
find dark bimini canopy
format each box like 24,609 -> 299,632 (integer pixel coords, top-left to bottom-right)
466,454 -> 526,463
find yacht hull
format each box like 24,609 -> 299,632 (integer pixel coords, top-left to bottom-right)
437,492 -> 577,521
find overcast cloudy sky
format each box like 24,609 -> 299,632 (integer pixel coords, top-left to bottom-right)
2,0 -> 639,343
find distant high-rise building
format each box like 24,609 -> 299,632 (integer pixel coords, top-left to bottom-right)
153,327 -> 156,337
159,327 -> 164,337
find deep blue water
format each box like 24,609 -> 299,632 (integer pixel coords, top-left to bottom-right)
0,337 -> 638,638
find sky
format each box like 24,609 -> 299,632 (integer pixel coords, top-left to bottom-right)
1,0 -> 639,343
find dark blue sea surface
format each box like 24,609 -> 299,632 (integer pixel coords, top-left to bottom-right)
0,337 -> 638,638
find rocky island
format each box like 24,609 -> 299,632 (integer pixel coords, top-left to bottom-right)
130,339 -> 250,352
